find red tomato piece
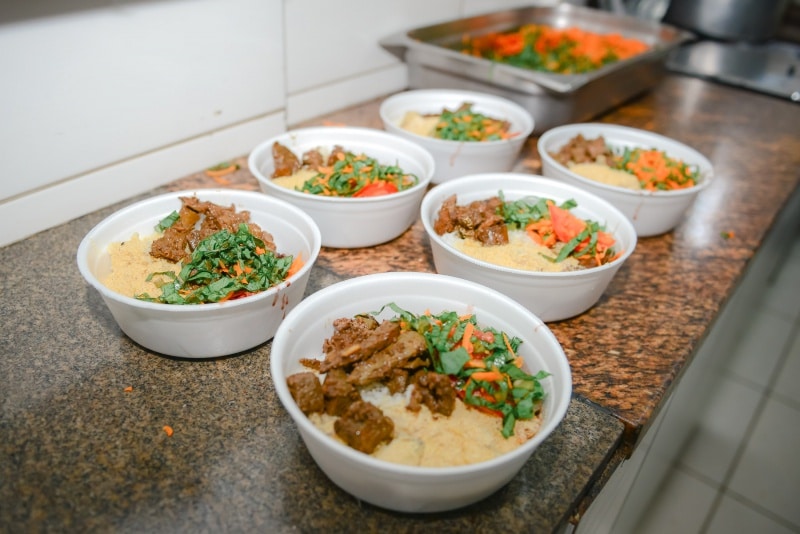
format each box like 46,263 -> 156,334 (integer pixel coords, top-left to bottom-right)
353,182 -> 399,198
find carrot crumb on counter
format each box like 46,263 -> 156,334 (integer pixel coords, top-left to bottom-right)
163,425 -> 174,437
123,386 -> 133,392
204,161 -> 239,179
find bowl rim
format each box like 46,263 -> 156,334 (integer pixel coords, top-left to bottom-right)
270,271 -> 572,476
76,188 -> 322,314
249,126 -> 435,203
420,173 -> 637,279
538,122 -> 714,198
378,88 -> 535,147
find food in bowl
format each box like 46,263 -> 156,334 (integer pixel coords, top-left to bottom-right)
379,90 -> 534,184
285,304 -> 549,467
434,192 -> 621,273
102,196 -> 303,304
538,123 -> 714,237
457,24 -> 649,74
549,133 -> 700,192
420,174 -> 637,322
399,102 -> 517,142
249,126 -> 435,248
77,189 -> 321,358
270,142 -> 418,198
270,271 -> 571,512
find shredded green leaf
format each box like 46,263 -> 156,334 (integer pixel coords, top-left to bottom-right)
155,211 -> 180,233
297,151 -> 418,197
371,303 -> 549,438
433,103 -> 512,142
136,223 -> 293,305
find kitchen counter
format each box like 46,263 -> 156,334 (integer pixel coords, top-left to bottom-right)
1,74 -> 798,532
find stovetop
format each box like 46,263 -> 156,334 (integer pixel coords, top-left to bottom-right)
667,39 -> 800,102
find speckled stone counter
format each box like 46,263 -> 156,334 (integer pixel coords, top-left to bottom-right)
1,74 -> 798,532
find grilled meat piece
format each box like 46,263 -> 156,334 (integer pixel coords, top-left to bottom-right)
549,134 -> 613,167
334,400 -> 394,454
322,368 -> 361,416
272,141 -> 301,178
302,148 -> 325,169
286,372 -> 324,415
149,196 -> 276,263
348,330 -> 429,387
149,204 -> 201,262
320,318 -> 401,373
407,371 -> 456,416
434,194 -> 508,246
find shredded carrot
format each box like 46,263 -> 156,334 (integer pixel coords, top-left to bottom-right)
286,254 -> 304,278
464,359 -> 487,369
123,386 -> 133,392
470,370 -> 504,382
502,332 -> 517,358
163,425 -> 174,437
204,162 -> 238,179
462,322 -> 475,354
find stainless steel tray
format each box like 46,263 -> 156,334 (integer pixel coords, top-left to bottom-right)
381,4 -> 692,133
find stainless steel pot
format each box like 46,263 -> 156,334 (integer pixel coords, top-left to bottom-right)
662,0 -> 790,42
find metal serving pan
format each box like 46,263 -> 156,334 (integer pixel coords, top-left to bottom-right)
381,4 -> 693,133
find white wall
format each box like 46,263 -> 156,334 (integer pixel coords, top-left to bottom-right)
0,0 -> 556,246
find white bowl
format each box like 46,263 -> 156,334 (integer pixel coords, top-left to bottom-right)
270,272 -> 571,513
538,123 -> 714,237
248,126 -> 435,248
379,89 -> 534,184
420,174 -> 637,322
77,189 -> 322,358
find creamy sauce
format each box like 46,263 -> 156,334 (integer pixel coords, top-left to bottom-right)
102,233 -> 180,298
445,230 -> 582,273
569,162 -> 642,191
309,385 -> 541,467
398,111 -> 440,138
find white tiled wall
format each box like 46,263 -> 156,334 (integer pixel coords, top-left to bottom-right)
0,0 -> 559,247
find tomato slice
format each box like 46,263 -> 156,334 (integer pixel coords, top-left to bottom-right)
353,181 -> 399,198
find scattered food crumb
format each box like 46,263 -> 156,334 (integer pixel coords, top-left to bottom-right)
123,386 -> 133,392
163,425 -> 174,437
721,230 -> 735,239
204,161 -> 239,179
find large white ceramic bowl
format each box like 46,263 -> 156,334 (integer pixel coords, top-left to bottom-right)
379,89 -> 534,184
270,271 -> 571,513
538,123 -> 714,237
77,189 -> 322,358
420,174 -> 637,322
248,126 -> 434,248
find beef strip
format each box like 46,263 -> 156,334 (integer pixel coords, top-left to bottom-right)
347,330 -> 429,387
334,400 -> 394,454
319,318 -> 401,373
302,148 -> 325,169
149,196 -> 276,263
326,145 -> 346,165
549,134 -> 614,166
286,372 -> 324,415
407,371 -> 457,417
433,195 -> 508,246
149,204 -> 201,262
272,141 -> 301,178
322,368 -> 361,416
385,368 -> 410,395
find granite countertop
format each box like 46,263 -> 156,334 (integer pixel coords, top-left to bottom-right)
2,74 -> 799,532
